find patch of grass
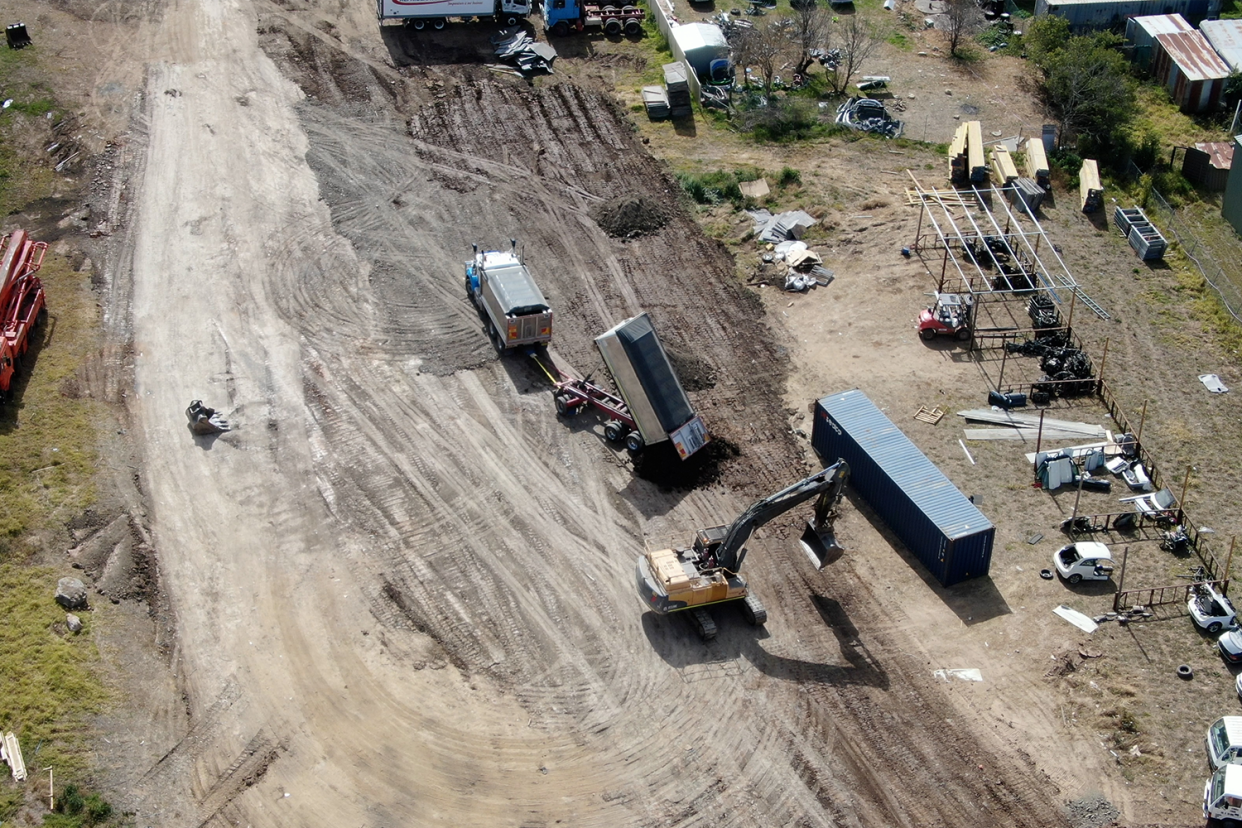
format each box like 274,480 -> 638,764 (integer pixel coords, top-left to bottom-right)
777,166 -> 801,188
0,255 -> 102,546
677,170 -> 746,206
0,565 -> 107,773
888,31 -> 911,50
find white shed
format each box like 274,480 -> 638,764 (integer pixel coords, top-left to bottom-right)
670,23 -> 728,80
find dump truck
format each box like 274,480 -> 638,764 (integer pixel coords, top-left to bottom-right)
0,229 -> 47,399
544,0 -> 644,36
377,0 -> 532,29
636,462 -> 850,639
540,312 -> 709,459
1079,159 -> 1103,213
465,241 -> 553,352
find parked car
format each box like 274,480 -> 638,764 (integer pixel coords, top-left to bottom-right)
1053,541 -> 1114,584
1236,673 -> 1242,703
1208,717 -> 1242,769
1191,583 -> 1238,634
1205,763 -> 1242,822
1221,628 -> 1242,664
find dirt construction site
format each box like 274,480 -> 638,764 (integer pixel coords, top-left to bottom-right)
6,0 -> 1242,826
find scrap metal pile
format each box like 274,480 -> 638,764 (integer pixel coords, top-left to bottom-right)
1005,295 -> 1094,399
834,97 -> 903,138
491,28 -> 557,75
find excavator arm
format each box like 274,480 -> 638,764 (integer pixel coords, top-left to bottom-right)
716,460 -> 850,572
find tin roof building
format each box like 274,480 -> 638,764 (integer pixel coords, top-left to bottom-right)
1035,0 -> 1220,32
1201,19 -> 1242,71
1151,30 -> 1232,112
1125,14 -> 1193,70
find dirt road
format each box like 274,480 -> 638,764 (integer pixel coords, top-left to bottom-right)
54,0 -> 1088,825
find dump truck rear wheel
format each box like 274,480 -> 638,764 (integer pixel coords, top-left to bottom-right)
603,17 -> 622,34
624,18 -> 641,33
604,421 -> 626,442
555,394 -> 578,417
742,594 -> 767,625
625,431 -> 644,453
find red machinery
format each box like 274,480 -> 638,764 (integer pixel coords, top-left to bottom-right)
0,229 -> 48,396
535,355 -> 646,452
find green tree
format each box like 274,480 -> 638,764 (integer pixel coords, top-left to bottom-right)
1040,36 -> 1135,147
1022,15 -> 1071,67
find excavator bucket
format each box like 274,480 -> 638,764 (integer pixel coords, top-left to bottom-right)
5,24 -> 30,50
800,519 -> 843,570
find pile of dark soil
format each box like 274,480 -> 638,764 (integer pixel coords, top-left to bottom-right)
665,344 -> 716,392
633,437 -> 740,490
591,194 -> 667,239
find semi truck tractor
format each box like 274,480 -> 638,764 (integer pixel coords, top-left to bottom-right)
544,0 -> 644,36
377,0 -> 531,29
465,240 -> 553,353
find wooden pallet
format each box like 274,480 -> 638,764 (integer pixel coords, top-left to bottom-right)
905,188 -> 976,208
914,405 -> 944,424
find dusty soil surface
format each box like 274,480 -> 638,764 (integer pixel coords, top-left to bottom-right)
10,0 -> 1239,826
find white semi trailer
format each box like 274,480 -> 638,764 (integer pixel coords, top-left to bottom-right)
377,0 -> 531,29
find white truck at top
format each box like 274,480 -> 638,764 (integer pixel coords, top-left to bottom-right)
377,0 -> 531,29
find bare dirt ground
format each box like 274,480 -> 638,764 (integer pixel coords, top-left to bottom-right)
8,0 -> 1241,826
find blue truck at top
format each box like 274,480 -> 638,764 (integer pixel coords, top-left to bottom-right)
544,0 -> 644,36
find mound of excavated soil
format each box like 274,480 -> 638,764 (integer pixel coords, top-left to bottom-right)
590,194 -> 667,239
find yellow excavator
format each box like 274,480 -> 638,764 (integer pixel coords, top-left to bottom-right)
635,461 -> 850,639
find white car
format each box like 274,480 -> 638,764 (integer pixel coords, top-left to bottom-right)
1053,541 -> 1114,584
1220,628 -> 1242,665
1236,672 -> 1242,703
1190,583 -> 1238,634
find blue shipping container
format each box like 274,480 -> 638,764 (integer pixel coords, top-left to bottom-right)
812,389 -> 994,587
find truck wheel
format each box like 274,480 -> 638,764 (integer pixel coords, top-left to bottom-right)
604,421 -> 626,442
412,18 -> 426,29
625,432 -> 644,453
604,17 -> 622,34
956,327 -> 972,341
555,394 -> 579,417
432,17 -> 446,29
624,17 -> 641,33
504,14 -> 518,25
919,327 -> 935,341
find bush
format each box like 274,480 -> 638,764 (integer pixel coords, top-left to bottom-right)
777,167 -> 801,188
738,97 -> 826,143
46,784 -> 113,827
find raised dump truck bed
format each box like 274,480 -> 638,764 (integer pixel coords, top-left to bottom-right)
595,312 -> 708,458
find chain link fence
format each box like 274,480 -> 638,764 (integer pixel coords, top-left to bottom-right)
1127,161 -> 1242,325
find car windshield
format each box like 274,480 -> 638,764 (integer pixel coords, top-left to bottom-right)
1212,721 -> 1231,762
1213,768 -> 1226,806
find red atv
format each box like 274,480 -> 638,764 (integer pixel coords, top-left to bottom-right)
918,293 -> 974,342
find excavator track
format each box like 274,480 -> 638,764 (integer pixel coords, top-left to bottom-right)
690,608 -> 717,641
742,594 -> 767,626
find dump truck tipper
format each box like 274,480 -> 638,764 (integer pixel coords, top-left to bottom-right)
465,241 -> 553,352
541,312 -> 709,460
377,0 -> 531,29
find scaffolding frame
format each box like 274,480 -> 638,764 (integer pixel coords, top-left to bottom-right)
908,173 -> 1109,320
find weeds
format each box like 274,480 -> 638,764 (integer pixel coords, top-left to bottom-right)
44,783 -> 115,827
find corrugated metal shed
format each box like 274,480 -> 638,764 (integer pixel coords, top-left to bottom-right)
1035,0 -> 1218,31
1125,14 -> 1192,69
1201,19 -> 1242,71
1151,29 -> 1231,112
1155,31 -> 1232,82
811,389 -> 994,587
1185,142 -> 1235,191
